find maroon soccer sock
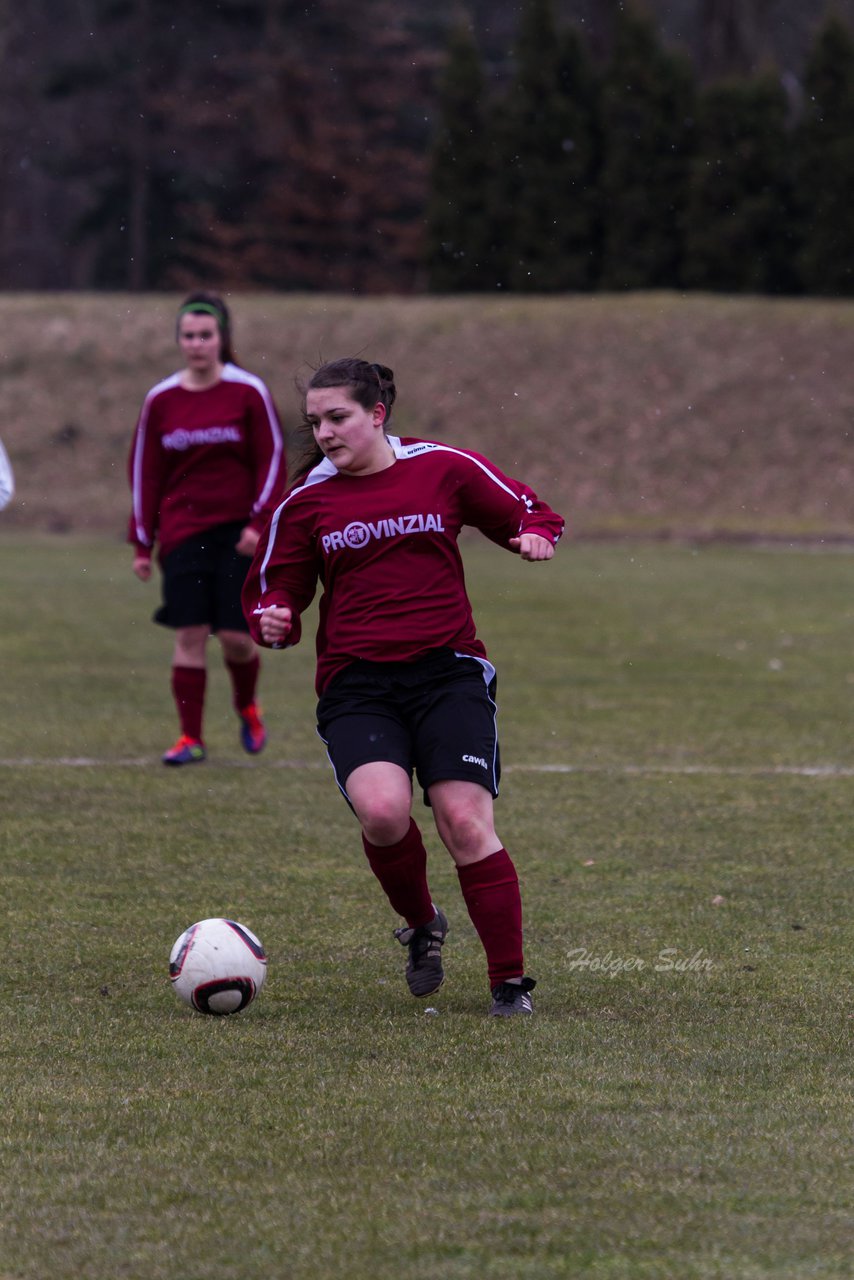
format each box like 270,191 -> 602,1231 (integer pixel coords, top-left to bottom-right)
362,818 -> 435,929
171,665 -> 206,741
226,654 -> 260,712
457,848 -> 525,986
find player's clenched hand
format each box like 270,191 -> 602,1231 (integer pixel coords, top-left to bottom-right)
133,552 -> 152,581
236,525 -> 260,557
509,533 -> 555,562
257,605 -> 293,645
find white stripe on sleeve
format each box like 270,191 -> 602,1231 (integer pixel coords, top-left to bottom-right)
222,364 -> 284,514
131,373 -> 181,545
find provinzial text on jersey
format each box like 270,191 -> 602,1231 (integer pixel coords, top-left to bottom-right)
322,513 -> 446,554
162,426 -> 242,450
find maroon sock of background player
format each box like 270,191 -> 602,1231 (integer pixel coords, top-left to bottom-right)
362,818 -> 435,929
225,654 -> 260,711
457,848 -> 524,986
171,665 -> 206,741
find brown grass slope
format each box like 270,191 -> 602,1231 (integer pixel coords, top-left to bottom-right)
1,291 -> 853,540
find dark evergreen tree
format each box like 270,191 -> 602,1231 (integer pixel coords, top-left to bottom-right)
237,0 -> 439,293
41,0 -> 215,290
598,3 -> 696,290
491,0 -> 600,291
425,25 -> 494,291
795,12 -> 854,295
553,21 -> 602,288
683,72 -> 795,293
697,0 -> 771,80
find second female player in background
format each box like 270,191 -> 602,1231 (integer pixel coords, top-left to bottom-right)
128,291 -> 286,765
243,358 -> 564,1016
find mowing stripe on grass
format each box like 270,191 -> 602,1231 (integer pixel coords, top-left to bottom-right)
2,757 -> 854,777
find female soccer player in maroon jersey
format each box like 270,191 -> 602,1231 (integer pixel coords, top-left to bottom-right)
128,292 -> 287,765
243,358 -> 564,1016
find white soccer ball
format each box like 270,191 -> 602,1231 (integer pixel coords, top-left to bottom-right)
169,918 -> 267,1015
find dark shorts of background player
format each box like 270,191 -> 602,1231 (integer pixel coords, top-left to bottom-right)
316,648 -> 500,809
154,520 -> 251,632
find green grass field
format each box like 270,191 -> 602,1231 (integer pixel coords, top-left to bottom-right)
1,536 -> 852,1280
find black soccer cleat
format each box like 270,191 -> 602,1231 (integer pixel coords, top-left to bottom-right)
489,975 -> 536,1017
393,906 -> 449,997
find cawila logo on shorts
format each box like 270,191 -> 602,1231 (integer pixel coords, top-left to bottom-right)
321,513 -> 445,554
462,754 -> 488,770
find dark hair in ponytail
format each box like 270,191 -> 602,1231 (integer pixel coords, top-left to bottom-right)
290,358 -> 397,485
176,290 -> 236,365
307,358 -> 396,421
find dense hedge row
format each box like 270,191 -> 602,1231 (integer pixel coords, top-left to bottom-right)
426,2 -> 854,295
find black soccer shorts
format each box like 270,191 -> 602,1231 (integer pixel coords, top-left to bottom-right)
316,648 -> 501,807
154,520 -> 251,632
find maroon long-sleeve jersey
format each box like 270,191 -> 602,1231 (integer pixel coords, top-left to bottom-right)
128,364 -> 286,560
242,435 -> 565,694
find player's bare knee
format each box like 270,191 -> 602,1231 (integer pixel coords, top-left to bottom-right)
437,810 -> 495,862
219,631 -> 255,663
359,811 -> 411,846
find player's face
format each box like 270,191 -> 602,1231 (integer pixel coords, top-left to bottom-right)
177,314 -> 222,373
306,386 -> 392,476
